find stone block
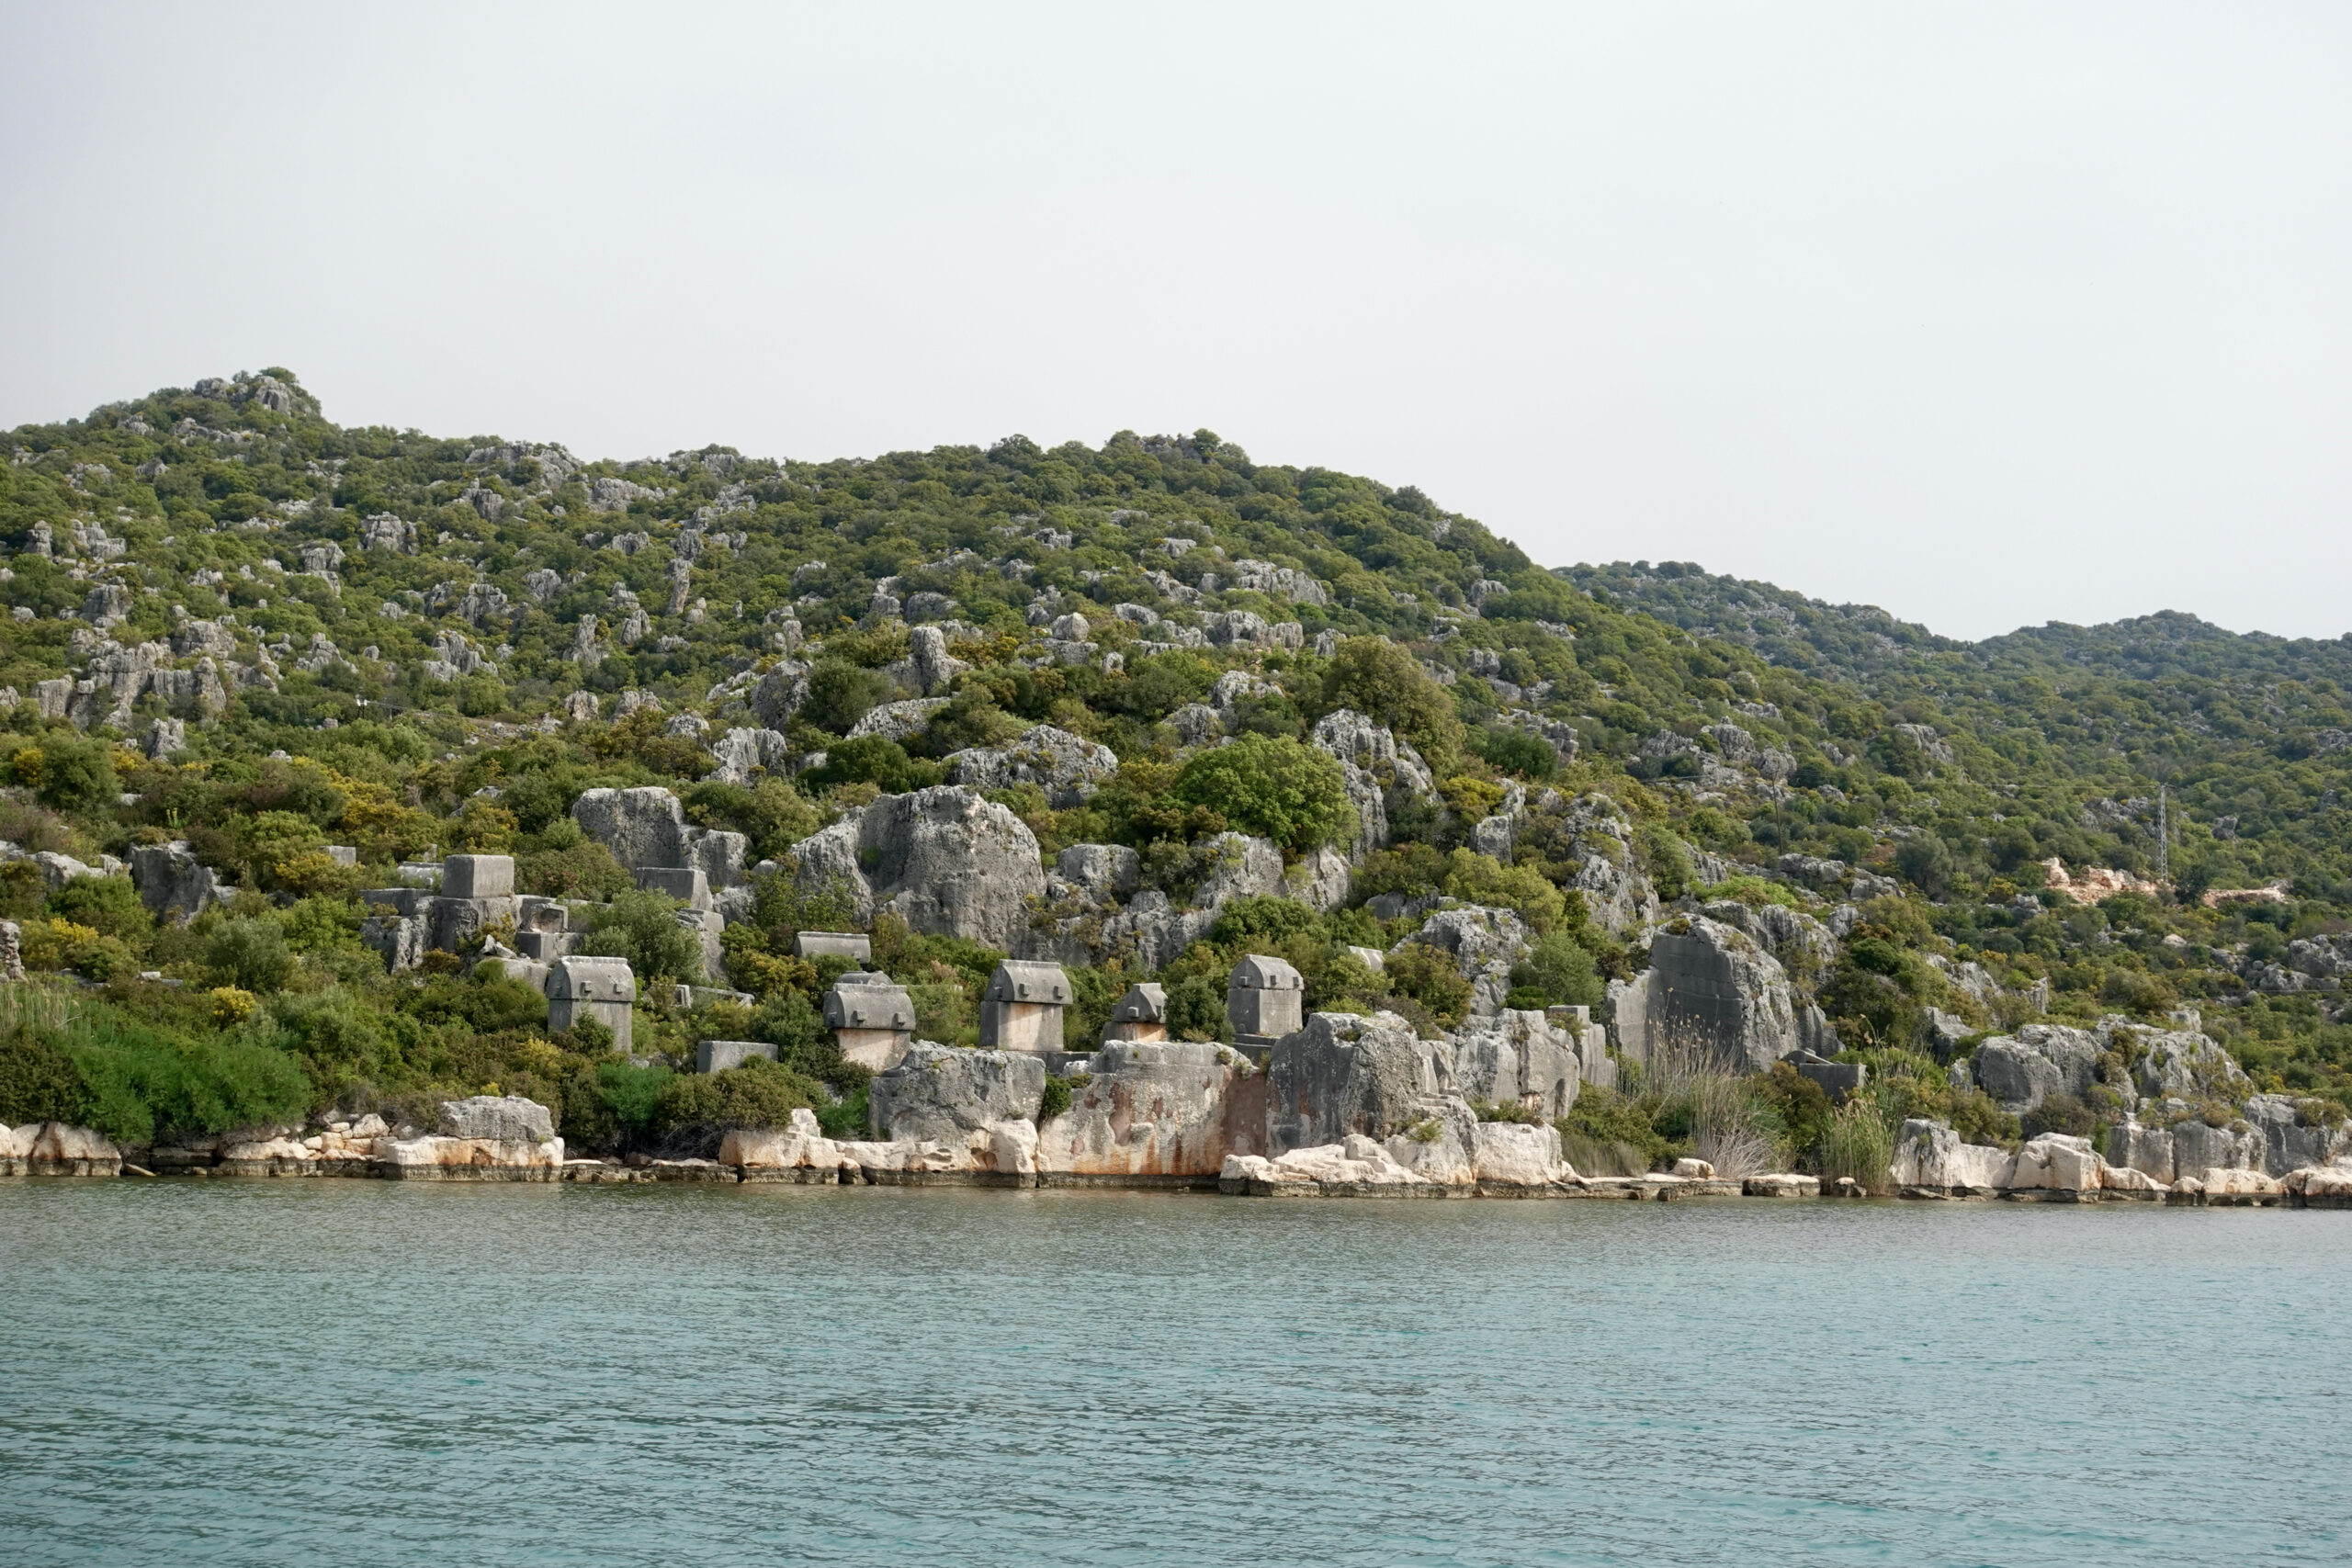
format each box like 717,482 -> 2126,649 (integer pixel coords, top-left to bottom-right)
636,864 -> 711,909
442,854 -> 514,899
548,956 -> 638,1055
1228,953 -> 1304,1044
793,931 -> 871,963
515,930 -> 575,962
696,1039 -> 780,1073
979,960 -> 1071,1053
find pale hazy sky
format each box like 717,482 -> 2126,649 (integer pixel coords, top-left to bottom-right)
5,3 -> 2346,642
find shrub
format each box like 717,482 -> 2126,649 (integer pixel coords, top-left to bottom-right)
1383,942 -> 1473,1029
1509,929 -> 1603,1010
1317,637 -> 1465,763
580,890 -> 704,987
804,737 -> 943,795
205,918 -> 295,993
47,875 -> 151,944
32,733 -> 118,813
803,661 -> 894,734
1471,727 -> 1559,780
1170,733 -> 1355,853
1442,848 -> 1566,932
650,1056 -> 823,1135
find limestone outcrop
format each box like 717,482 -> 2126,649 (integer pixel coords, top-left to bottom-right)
1219,1135 -> 1445,1196
869,1043 -> 1047,1146
1036,1040 -> 1262,1179
1450,1009 -> 1583,1119
1611,915 -> 1799,1073
786,786 -> 1046,949
1264,1010 -> 1466,1156
1392,905 -> 1532,1018
130,840 -> 225,922
1308,708 -> 1436,863
380,1096 -> 564,1180
2,1122 -> 121,1176
944,724 -> 1117,807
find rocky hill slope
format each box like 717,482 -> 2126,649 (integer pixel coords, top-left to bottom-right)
0,368 -> 2343,1168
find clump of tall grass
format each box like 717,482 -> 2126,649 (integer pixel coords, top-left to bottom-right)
1816,1100 -> 1896,1194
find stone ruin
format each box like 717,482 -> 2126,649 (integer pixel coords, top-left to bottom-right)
793,931 -> 871,963
547,955 -> 638,1055
1227,953 -> 1304,1052
571,785 -> 748,986
696,1039 -> 779,1073
824,970 -> 916,1071
978,960 -> 1070,1053
1104,982 -> 1167,1043
361,852 -> 517,969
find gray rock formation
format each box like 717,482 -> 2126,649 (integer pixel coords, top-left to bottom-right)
846,696 -> 947,742
705,727 -> 791,785
747,660 -> 811,728
1036,1039 -> 1261,1178
130,840 -> 224,922
1612,915 -> 1798,1073
786,785 -> 1046,949
1264,1010 -> 1469,1156
2242,1093 -> 2351,1175
944,724 -> 1117,807
1308,708 -> 1436,863
439,1095 -> 556,1143
1449,1009 -> 1583,1119
1392,905 -> 1533,1017
1192,832 -> 1284,910
869,1042 -> 1046,1144
1056,843 -> 1139,900
573,786 -> 692,870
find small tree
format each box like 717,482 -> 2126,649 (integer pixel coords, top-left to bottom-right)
1171,734 -> 1356,854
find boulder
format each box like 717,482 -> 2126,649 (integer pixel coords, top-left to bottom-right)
944,724 -> 1117,807
721,1107 -> 850,1177
747,660 -> 811,728
1472,1121 -> 1575,1188
1890,1118 -> 2013,1191
1265,1010 -> 1463,1156
847,697 -> 948,742
1449,1009 -> 1582,1119
130,840 -> 224,922
869,1042 -> 1047,1146
1392,905 -> 1532,1018
571,786 -> 691,870
1611,916 -> 1797,1072
439,1095 -> 557,1143
706,727 -> 791,785
786,786 -> 1047,949
1220,1134 -> 1440,1195
2005,1133 -> 2103,1192
20,1121 -> 122,1177
380,1129 -> 565,1180
1039,1040 -> 1261,1179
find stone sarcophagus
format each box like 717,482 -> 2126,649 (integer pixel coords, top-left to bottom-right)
1227,953 -> 1304,1049
547,956 -> 638,1055
978,960 -> 1070,1053
823,970 -> 917,1071
1104,982 -> 1168,1044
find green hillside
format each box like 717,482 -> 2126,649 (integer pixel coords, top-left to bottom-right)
0,370 -> 2344,1160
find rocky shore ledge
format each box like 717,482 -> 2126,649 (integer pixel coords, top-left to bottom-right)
7,1023 -> 2349,1204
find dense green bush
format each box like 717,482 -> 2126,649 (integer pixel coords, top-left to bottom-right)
1171,734 -> 1355,853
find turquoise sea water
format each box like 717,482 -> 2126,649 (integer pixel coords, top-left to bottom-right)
2,1182 -> 2346,1566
